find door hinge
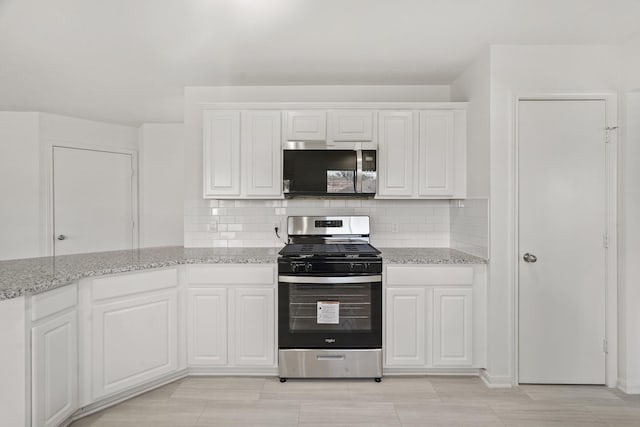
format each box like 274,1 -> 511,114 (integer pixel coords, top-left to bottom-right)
603,234 -> 609,248
603,339 -> 608,354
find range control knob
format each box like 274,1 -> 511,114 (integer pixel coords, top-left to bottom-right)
290,262 -> 302,273
349,262 -> 364,272
304,262 -> 313,273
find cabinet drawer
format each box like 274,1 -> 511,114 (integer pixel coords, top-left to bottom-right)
32,285 -> 78,322
188,264 -> 275,285
386,266 -> 473,286
92,268 -> 178,301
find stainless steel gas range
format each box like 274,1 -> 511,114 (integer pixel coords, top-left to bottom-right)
277,216 -> 383,382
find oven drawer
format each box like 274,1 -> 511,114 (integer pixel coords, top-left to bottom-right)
279,349 -> 382,379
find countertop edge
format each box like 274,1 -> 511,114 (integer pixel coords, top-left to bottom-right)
1,247 -> 487,301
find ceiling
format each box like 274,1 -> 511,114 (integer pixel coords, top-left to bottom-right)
1,0 -> 639,126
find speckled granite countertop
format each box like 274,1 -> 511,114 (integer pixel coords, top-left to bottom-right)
0,247 -> 279,301
380,248 -> 487,265
0,246 -> 486,301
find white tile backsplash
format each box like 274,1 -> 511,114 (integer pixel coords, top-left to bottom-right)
184,198 -> 451,248
450,198 -> 489,258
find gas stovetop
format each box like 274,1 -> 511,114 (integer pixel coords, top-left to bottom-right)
279,243 -> 381,258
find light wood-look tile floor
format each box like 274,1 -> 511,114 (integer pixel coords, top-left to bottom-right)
70,376 -> 640,426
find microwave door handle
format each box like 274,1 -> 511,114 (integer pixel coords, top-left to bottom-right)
355,149 -> 363,193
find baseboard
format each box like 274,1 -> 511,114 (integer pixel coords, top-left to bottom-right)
617,378 -> 640,394
383,367 -> 481,376
62,370 -> 189,426
480,369 -> 513,388
188,367 -> 279,376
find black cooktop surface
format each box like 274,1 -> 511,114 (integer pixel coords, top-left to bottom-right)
279,243 -> 381,257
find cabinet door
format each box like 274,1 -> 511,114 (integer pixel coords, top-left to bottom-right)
385,287 -> 425,366
187,288 -> 228,366
92,290 -> 178,399
378,111 -> 414,197
242,111 -> 282,197
203,110 -> 241,197
232,287 -> 275,366
32,310 -> 78,427
286,110 -> 326,141
432,287 -> 472,366
419,110 -> 455,196
329,110 -> 373,141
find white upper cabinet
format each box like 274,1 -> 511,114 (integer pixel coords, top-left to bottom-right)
419,110 -> 455,197
329,110 -> 374,142
286,110 -> 327,141
377,108 -> 466,199
202,104 -> 466,199
242,111 -> 282,197
377,111 -> 414,197
203,110 -> 282,199
203,110 -> 241,197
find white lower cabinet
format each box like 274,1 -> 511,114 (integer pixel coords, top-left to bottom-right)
432,287 -> 473,366
89,269 -> 179,400
186,265 -> 277,370
384,265 -> 483,371
233,287 -> 276,366
385,287 -> 426,366
187,288 -> 228,366
32,309 -> 78,427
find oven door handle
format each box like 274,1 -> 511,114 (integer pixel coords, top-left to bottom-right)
278,275 -> 382,284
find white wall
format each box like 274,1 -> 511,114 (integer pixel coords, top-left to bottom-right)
139,123 -> 184,248
0,112 -> 41,260
486,45 -> 622,387
39,113 -> 138,151
451,51 -> 491,199
619,33 -> 640,393
0,112 -> 139,259
0,297 -> 28,427
450,51 -> 491,260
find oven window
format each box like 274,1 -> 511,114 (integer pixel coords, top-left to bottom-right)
288,283 -> 372,332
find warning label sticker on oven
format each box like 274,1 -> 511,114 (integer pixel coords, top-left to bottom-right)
317,301 -> 340,324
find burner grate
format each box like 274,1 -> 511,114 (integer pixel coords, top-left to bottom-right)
279,243 -> 381,257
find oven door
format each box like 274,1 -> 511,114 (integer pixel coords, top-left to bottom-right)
278,274 -> 382,349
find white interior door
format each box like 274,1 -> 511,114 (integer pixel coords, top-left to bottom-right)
518,99 -> 607,384
53,147 -> 134,256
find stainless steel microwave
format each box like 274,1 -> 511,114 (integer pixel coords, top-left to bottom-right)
282,142 -> 377,197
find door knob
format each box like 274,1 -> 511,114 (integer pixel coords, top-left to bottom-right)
56,234 -> 66,241
523,253 -> 537,263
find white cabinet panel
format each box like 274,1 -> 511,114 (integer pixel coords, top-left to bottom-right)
92,290 -> 178,399
433,288 -> 472,366
378,111 -> 414,197
385,287 -> 425,366
187,288 -> 228,366
419,110 -> 455,196
32,310 -> 78,427
188,265 -> 275,285
386,266 -> 473,286
203,110 -> 241,197
329,110 -> 373,141
286,110 -> 327,141
242,111 -> 282,197
232,287 -> 275,366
